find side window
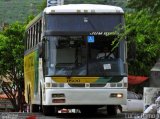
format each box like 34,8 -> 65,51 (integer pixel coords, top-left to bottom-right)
30,27 -> 33,48
36,23 -> 38,44
39,20 -> 42,42
33,25 -> 35,46
29,29 -> 32,49
43,38 -> 49,75
27,30 -> 30,49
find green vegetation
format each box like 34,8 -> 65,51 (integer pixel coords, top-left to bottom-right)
124,0 -> 160,76
128,0 -> 160,14
125,11 -> 160,76
0,0 -> 43,24
65,0 -> 127,9
0,22 -> 25,111
0,0 -> 128,25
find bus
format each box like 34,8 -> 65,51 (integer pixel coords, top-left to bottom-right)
24,4 -> 128,115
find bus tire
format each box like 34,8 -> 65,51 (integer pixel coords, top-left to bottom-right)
32,104 -> 39,112
39,85 -> 43,112
42,106 -> 56,116
27,86 -> 32,112
80,107 -> 97,115
107,105 -> 117,116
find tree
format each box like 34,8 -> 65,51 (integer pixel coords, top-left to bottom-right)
65,0 -> 108,4
127,0 -> 160,15
0,22 -> 25,111
124,10 -> 160,76
38,0 -> 47,11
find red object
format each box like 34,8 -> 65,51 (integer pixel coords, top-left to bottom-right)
0,94 -> 8,99
128,75 -> 148,85
60,108 -> 69,113
26,115 -> 36,119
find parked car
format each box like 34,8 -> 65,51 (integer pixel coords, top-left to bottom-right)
121,91 -> 143,112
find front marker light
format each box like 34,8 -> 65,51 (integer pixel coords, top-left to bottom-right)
46,83 -> 51,87
110,83 -> 116,87
124,82 -> 128,88
117,83 -> 122,87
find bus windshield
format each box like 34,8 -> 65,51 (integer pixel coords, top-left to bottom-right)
44,35 -> 127,77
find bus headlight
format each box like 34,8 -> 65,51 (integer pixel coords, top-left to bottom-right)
52,93 -> 66,103
110,93 -> 123,98
52,93 -> 65,98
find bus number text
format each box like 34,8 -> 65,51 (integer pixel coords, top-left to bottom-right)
67,79 -> 80,83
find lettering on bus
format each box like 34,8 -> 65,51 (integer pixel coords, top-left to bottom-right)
67,79 -> 80,83
90,32 -> 116,36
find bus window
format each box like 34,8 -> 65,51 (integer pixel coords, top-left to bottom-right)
39,20 -> 42,42
43,35 -> 126,77
43,36 -> 87,76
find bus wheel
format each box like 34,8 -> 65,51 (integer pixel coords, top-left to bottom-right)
43,106 -> 56,116
32,104 -> 39,112
80,107 -> 97,115
27,86 -> 32,112
39,85 -> 42,112
107,105 -> 117,116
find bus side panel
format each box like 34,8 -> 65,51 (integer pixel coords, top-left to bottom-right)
24,50 -> 39,104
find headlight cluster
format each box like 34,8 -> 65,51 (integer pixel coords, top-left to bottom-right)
110,93 -> 123,98
52,93 -> 66,103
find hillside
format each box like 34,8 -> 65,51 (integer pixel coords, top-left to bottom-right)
0,0 -> 128,25
0,0 -> 43,24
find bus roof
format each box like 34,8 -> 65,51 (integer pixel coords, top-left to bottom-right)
44,4 -> 124,14
26,4 -> 124,30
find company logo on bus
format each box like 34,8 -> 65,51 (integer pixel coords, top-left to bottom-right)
89,31 -> 117,36
47,0 -> 64,7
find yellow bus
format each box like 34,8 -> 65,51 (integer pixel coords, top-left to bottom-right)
24,4 -> 128,115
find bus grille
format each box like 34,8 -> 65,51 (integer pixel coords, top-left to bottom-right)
68,83 -> 106,87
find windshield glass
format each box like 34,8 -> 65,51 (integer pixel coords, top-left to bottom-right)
44,35 -> 127,76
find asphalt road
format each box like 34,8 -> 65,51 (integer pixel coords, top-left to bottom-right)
0,112 -> 142,119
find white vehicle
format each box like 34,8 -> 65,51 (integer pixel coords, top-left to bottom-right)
122,91 -> 143,112
24,4 -> 128,116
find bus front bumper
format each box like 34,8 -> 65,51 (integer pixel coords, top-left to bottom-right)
43,88 -> 127,106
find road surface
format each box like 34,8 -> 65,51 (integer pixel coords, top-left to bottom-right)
0,112 -> 143,119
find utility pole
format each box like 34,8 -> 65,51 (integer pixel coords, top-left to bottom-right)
47,0 -> 64,7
